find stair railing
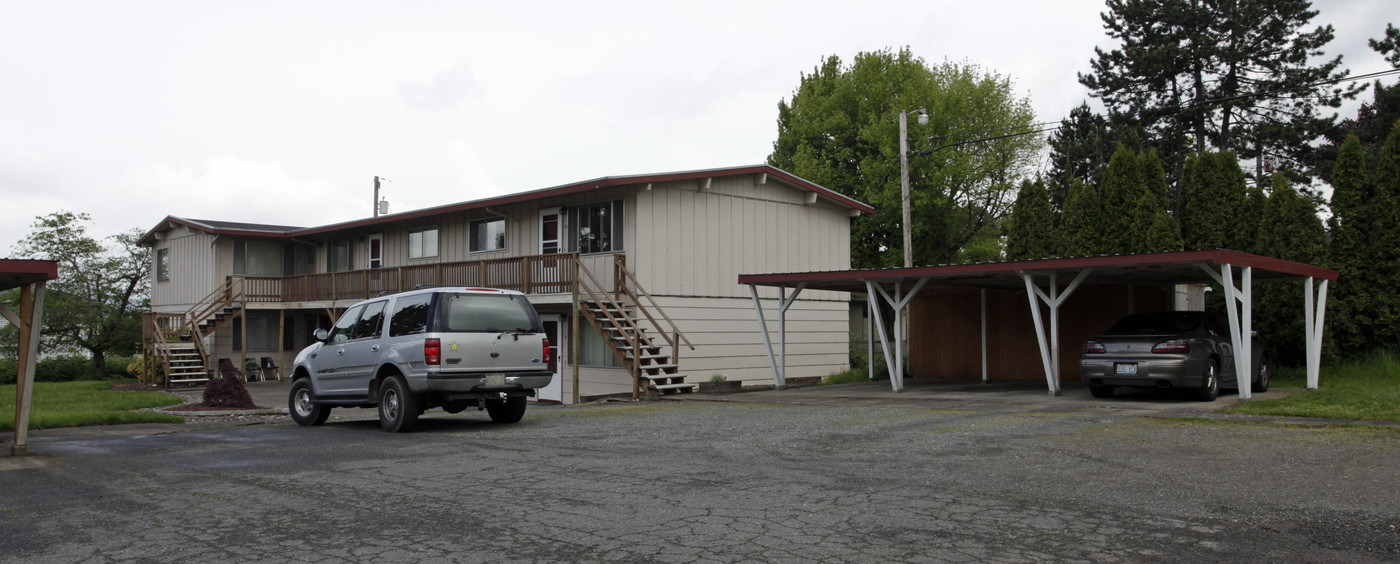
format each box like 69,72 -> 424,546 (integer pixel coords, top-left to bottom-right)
612,255 -> 694,364
574,256 -> 651,399
182,276 -> 246,377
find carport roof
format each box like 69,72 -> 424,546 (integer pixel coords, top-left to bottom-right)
737,249 -> 1337,292
0,260 -> 59,292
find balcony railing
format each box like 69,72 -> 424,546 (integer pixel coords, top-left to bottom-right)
241,253 -> 590,303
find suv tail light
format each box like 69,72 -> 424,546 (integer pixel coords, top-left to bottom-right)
1152,340 -> 1189,354
1083,341 -> 1106,354
425,338 -> 441,365
542,337 -> 551,364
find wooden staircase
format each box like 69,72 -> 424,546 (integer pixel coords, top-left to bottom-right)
575,256 -> 696,398
143,277 -> 245,388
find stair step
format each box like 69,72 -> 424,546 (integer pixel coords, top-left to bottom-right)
650,383 -> 696,394
639,363 -> 679,372
640,373 -> 688,382
626,353 -> 669,361
616,344 -> 661,351
605,326 -> 645,333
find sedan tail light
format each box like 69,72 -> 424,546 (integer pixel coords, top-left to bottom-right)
542,337 -> 552,364
425,338 -> 441,365
1083,341 -> 1106,354
1152,340 -> 1189,354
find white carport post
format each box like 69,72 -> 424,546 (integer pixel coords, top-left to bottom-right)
866,297 -> 875,381
1200,263 -> 1253,399
747,283 -> 805,390
1020,269 -> 1092,396
865,281 -> 900,392
1304,277 -> 1329,390
868,277 -> 930,392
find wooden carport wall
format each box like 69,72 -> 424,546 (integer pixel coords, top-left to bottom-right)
1,260 -> 59,456
740,250 -> 1337,399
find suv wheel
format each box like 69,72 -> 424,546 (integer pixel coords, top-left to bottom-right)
289,379 -> 330,426
378,375 -> 420,433
485,396 -> 527,424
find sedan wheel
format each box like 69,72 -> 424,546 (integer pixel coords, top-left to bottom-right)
1196,361 -> 1219,402
1255,357 -> 1270,393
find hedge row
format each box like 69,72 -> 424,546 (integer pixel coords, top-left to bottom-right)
0,355 -> 140,385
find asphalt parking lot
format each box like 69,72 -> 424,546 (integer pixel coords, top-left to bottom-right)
2,383 -> 1399,562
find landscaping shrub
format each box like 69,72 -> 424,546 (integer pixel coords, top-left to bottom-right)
202,362 -> 255,408
0,358 -> 16,385
35,356 -> 94,383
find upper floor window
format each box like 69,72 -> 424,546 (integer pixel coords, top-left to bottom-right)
408,227 -> 438,259
233,240 -> 285,276
470,218 -> 505,252
569,200 -> 623,254
328,239 -> 354,273
155,248 -> 170,281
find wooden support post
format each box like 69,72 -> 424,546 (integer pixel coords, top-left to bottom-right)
572,258 -> 581,405
12,282 -> 45,456
277,309 -> 286,381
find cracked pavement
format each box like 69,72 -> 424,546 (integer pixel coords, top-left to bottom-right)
2,400 -> 1399,562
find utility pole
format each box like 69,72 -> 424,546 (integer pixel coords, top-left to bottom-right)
898,108 -> 926,268
373,176 -> 381,217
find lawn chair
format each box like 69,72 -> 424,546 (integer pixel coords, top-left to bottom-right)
260,357 -> 281,382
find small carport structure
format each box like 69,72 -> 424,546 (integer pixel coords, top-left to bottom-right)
741,250 -> 1336,399
1,259 -> 58,456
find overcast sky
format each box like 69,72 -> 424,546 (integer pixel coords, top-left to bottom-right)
1,0 -> 1394,253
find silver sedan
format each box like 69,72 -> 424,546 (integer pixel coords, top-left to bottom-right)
1080,311 -> 1269,401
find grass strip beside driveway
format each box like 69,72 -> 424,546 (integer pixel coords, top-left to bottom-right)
1220,350 -> 1400,422
0,380 -> 184,431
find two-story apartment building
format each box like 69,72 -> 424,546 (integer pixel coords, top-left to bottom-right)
138,164 -> 872,403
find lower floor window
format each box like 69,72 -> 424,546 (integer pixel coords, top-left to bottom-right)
578,325 -> 623,368
232,314 -> 281,352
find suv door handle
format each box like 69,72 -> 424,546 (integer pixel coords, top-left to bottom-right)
336,349 -> 345,356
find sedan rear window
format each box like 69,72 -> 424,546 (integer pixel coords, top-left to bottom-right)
437,293 -> 540,333
1106,312 -> 1203,334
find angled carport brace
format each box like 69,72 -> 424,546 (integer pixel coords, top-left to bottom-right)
1,260 -> 59,456
740,250 -> 1336,398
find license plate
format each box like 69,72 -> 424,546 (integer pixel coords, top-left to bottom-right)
1115,363 -> 1138,375
485,373 -> 506,386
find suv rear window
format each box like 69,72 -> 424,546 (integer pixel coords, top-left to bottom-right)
436,293 -> 540,333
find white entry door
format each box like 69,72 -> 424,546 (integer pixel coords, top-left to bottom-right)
540,207 -> 562,254
537,314 -> 563,403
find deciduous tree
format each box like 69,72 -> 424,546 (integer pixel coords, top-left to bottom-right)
9,212 -> 149,378
769,48 -> 1041,268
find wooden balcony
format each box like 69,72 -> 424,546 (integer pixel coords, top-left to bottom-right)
241,253 -> 589,303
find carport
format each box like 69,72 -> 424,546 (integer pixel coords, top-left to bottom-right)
740,250 -> 1337,399
1,259 -> 58,456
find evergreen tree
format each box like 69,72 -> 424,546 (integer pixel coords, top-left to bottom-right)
1058,179 -> 1104,257
1005,179 -> 1055,260
1045,103 -> 1146,216
1368,119 -> 1400,349
1097,144 -> 1144,253
1316,25 -> 1400,182
1178,151 -> 1248,250
1255,174 -> 1327,365
1237,184 -> 1268,254
1080,0 -> 1361,184
1326,135 -> 1373,355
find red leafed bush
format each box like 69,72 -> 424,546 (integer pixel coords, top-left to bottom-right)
203,364 -> 255,408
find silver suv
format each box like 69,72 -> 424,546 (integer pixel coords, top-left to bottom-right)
288,287 -> 553,432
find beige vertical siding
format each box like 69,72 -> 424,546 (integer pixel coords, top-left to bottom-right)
632,176 -> 851,300
648,295 -> 849,384
150,225 -> 220,311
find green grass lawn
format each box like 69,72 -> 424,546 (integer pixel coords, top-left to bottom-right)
1220,350 -> 1400,421
0,380 -> 185,431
